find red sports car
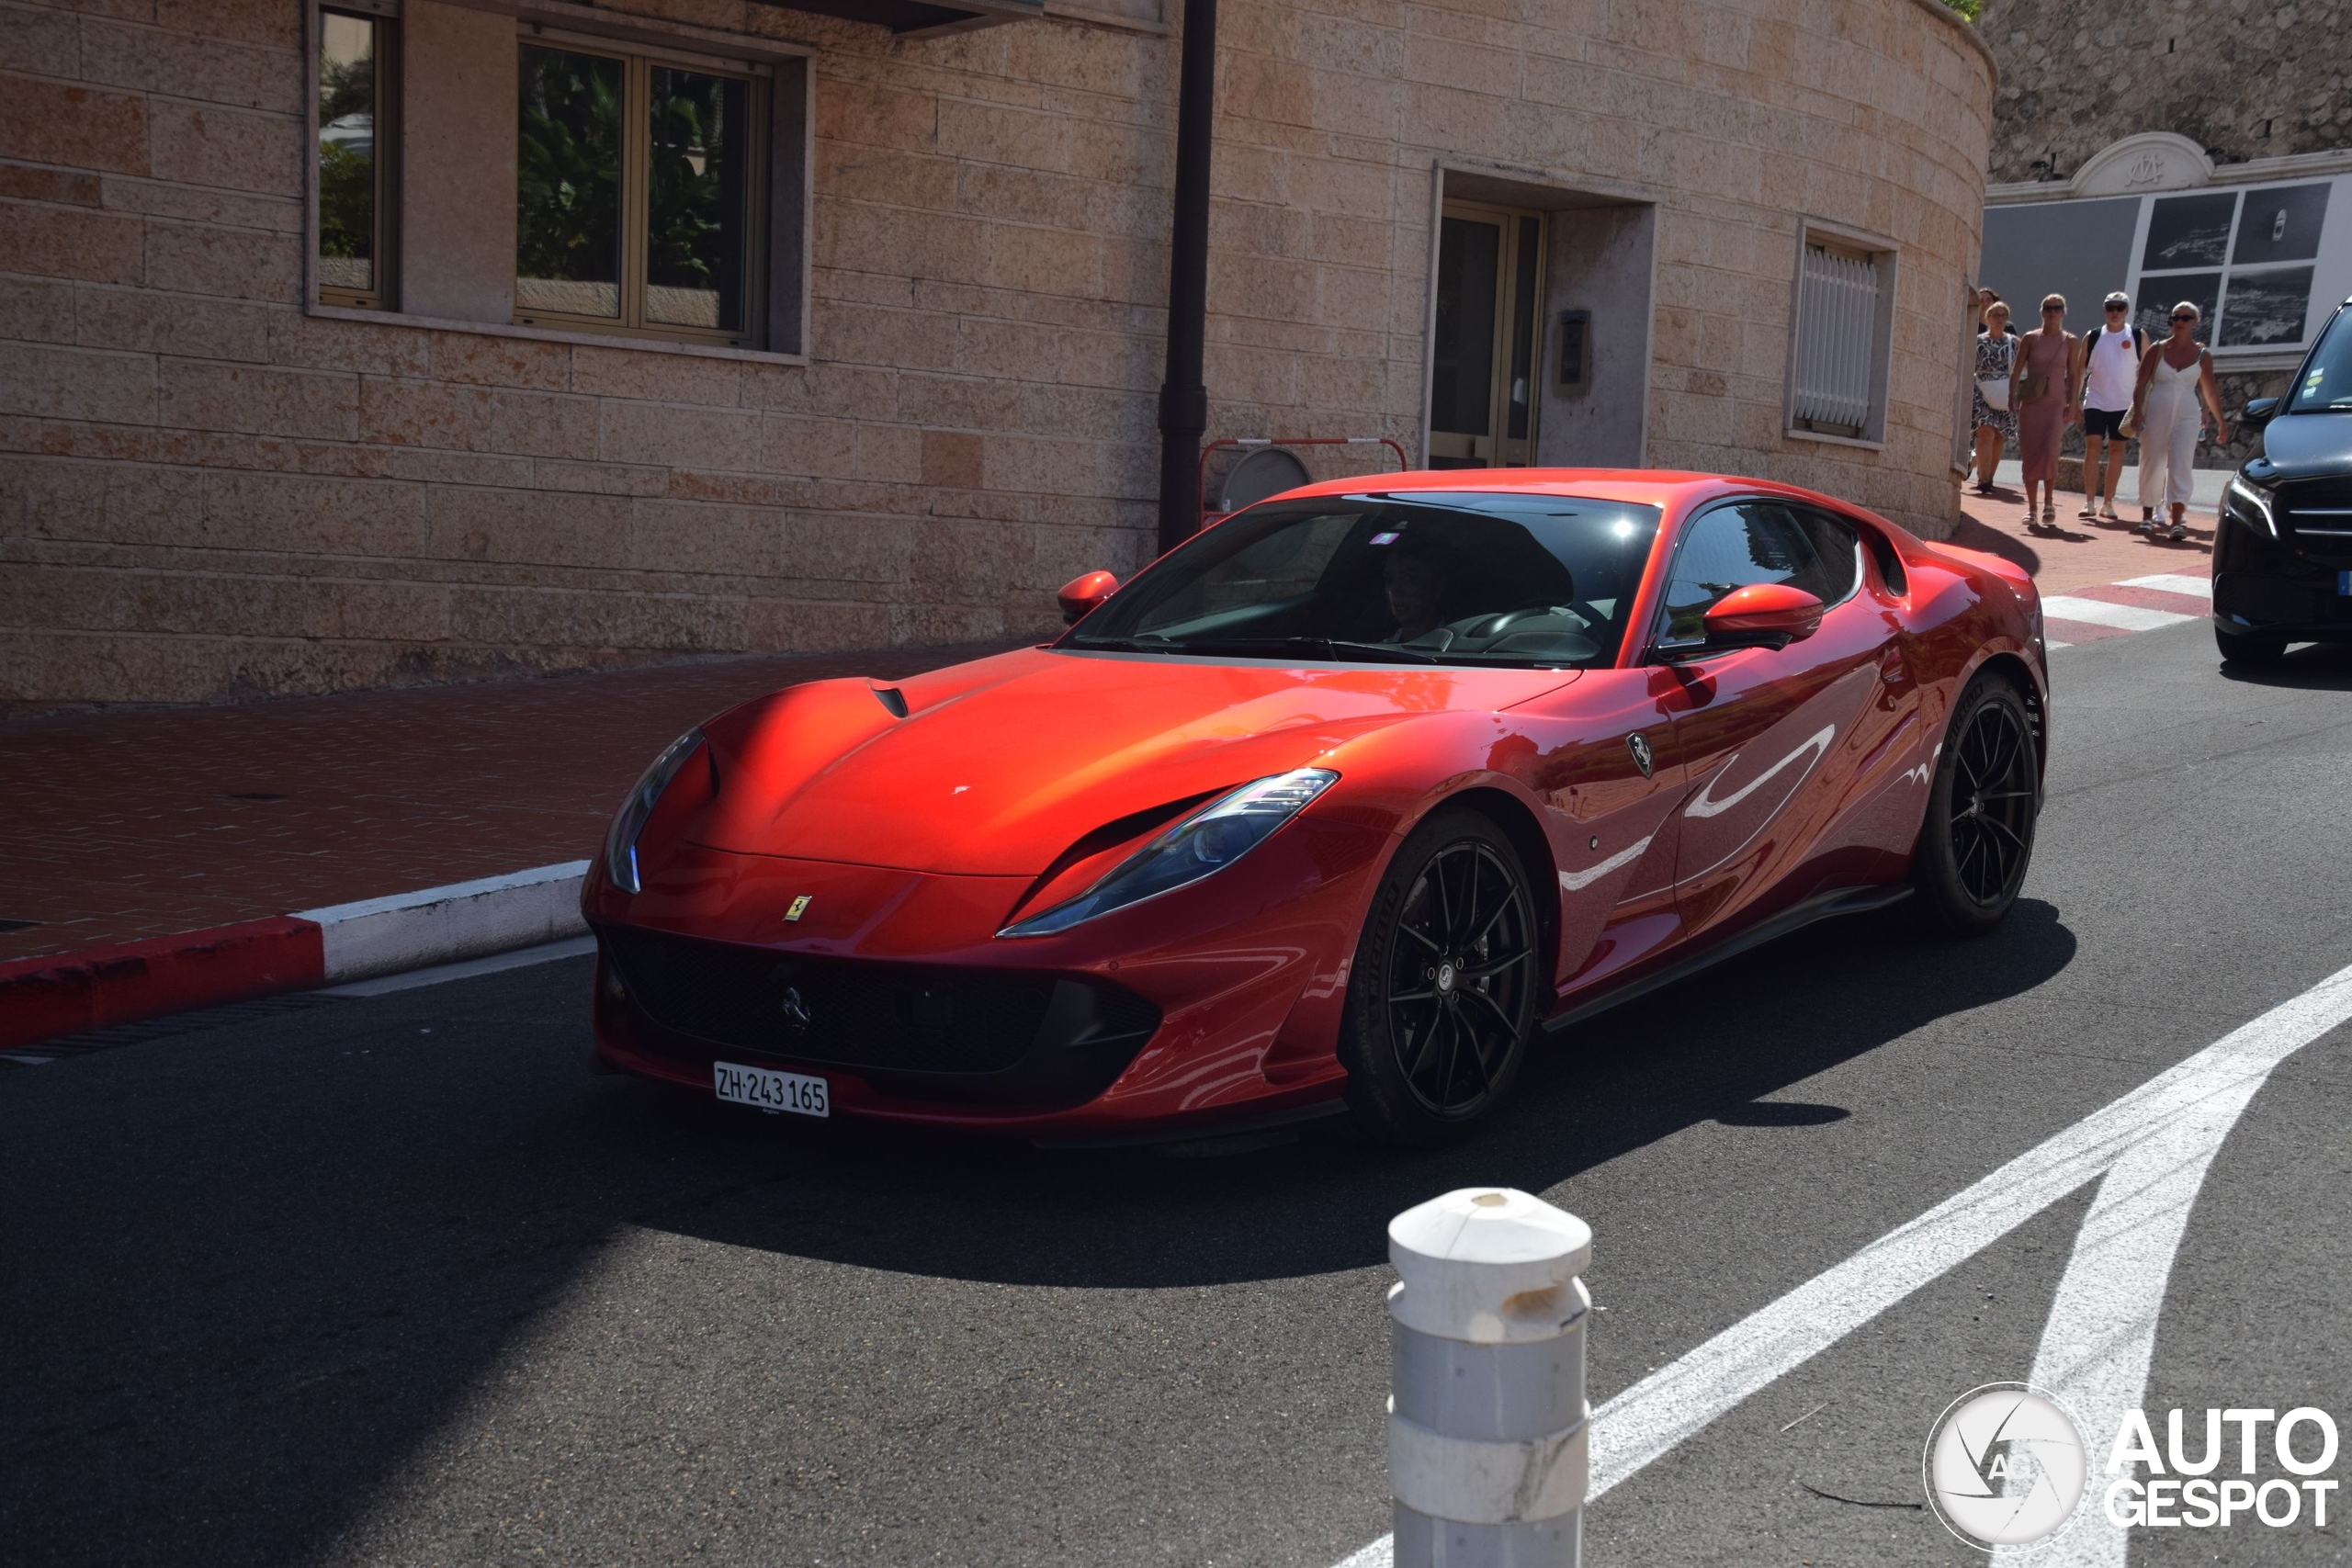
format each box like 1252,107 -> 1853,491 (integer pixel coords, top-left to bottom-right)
584,471 -> 2047,1145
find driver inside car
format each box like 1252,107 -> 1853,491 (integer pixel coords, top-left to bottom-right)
1381,542 -> 1454,643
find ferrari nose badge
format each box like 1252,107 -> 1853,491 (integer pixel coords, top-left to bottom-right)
785,895 -> 812,922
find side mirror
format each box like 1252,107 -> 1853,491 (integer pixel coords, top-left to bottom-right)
1698,582 -> 1825,651
1057,570 -> 1119,626
2243,396 -> 2279,424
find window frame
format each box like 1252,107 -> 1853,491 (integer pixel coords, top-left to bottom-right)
1782,220 -> 1901,451
309,0 -> 400,312
513,27 -> 771,350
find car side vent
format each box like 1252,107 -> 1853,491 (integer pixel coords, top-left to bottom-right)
872,685 -> 910,718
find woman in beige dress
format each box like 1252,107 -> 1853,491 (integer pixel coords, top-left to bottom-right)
2011,294 -> 2080,532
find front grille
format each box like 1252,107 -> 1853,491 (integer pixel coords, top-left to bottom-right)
596,924 -> 1160,1105
2278,478 -> 2352,551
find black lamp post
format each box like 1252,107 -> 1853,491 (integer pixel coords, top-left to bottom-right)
1154,0 -> 1216,556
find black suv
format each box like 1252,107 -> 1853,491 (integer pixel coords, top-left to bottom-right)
2217,296 -> 2352,663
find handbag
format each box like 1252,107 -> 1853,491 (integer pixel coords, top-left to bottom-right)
1975,376 -> 2010,412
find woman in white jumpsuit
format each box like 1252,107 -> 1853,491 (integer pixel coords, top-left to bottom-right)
2128,301 -> 2232,543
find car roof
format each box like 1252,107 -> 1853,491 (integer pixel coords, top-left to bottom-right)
1274,467 -> 1871,518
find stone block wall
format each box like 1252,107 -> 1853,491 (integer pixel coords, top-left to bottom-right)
2,0 -> 1994,708
1979,0 -> 2352,184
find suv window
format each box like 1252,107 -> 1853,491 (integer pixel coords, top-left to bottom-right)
1654,502 -> 1856,648
2285,304 -> 2352,412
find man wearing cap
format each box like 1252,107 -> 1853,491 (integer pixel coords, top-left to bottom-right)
2075,290 -> 2147,522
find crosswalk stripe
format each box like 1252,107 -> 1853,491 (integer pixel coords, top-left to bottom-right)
2037,594 -> 2195,632
2116,572 -> 2212,598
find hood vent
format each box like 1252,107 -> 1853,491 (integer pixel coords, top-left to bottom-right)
872,685 -> 910,718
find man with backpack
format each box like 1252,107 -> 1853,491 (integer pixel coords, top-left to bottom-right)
2075,291 -> 2146,522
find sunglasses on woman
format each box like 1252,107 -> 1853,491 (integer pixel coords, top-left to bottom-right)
2171,312 -> 2197,322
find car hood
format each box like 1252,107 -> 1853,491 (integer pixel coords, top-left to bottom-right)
2251,411 -> 2352,484
690,646 -> 1579,875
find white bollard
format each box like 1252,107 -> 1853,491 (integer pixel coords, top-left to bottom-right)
1387,1187 -> 1592,1568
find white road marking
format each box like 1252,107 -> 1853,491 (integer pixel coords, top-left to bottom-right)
2045,640 -> 2074,651
2038,595 -> 2194,633
1328,960 -> 2352,1568
1996,966 -> 2352,1562
320,934 -> 598,995
2115,573 -> 2213,598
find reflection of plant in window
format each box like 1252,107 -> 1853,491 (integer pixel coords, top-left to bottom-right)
317,45 -> 373,265
318,141 -> 373,262
516,50 -> 620,286
648,73 -> 722,293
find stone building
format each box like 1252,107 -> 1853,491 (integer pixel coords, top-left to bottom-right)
1976,0 -> 2352,469
2,0 -> 1996,709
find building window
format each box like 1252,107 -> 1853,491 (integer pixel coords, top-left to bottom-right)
515,40 -> 766,346
2133,183 -> 2331,350
1787,231 -> 1897,445
316,6 -> 394,309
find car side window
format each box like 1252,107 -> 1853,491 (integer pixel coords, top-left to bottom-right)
1653,502 -> 1827,648
1788,506 -> 1861,606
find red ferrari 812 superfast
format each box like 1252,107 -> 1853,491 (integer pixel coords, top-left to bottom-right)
584,471 -> 2048,1145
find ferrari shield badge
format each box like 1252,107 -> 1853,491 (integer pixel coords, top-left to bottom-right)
1627,733 -> 1654,779
785,894 -> 812,922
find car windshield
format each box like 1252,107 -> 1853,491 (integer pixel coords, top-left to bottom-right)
2285,306 -> 2352,412
1063,492 -> 1663,668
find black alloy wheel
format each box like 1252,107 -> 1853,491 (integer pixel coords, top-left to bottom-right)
1340,808 -> 1540,1144
1909,673 -> 2040,935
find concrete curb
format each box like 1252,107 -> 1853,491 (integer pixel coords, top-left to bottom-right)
0,861 -> 592,1050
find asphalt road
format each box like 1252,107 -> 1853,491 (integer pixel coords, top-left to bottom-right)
6,622 -> 2351,1567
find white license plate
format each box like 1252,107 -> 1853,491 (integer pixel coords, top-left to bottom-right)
713,1061 -> 829,1118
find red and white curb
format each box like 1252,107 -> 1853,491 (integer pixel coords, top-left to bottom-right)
2041,571 -> 2211,649
0,861 -> 590,1051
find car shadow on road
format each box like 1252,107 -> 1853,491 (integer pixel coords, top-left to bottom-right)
0,897 -> 2075,1567
2218,642 -> 2352,688
642,897 -> 2080,1289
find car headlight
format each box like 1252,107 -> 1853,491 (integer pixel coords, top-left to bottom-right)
603,728 -> 704,895
1000,768 -> 1339,937
2225,474 -> 2277,536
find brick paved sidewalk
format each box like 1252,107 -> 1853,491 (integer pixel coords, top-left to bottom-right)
1950,475 -> 2216,596
0,643 -> 1011,967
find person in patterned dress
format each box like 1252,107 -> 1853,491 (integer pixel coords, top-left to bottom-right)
1970,299 -> 2018,495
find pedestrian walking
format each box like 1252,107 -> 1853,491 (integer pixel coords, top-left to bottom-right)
1970,300 -> 2018,495
2127,300 -> 2231,544
2075,291 -> 2145,522
2011,294 -> 2079,532
1977,286 -> 2002,333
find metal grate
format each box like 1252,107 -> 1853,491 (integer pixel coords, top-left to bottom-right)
1792,244 -> 1883,437
0,993 -> 350,1067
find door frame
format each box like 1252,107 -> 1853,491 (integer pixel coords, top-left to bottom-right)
1426,197 -> 1547,468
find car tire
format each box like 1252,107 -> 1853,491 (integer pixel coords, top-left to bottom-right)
2214,626 -> 2287,666
1339,807 -> 1542,1145
1908,673 -> 2040,937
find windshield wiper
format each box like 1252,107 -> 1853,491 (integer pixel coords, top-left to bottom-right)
1161,636 -> 1446,664
1063,634 -> 1182,651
